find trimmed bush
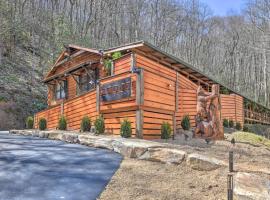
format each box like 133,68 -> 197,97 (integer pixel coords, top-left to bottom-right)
58,115 -> 67,130
181,115 -> 190,130
80,116 -> 91,132
223,119 -> 229,127
120,119 -> 132,138
229,120 -> 234,128
235,122 -> 242,130
243,125 -> 249,132
94,115 -> 105,134
161,122 -> 172,139
26,116 -> 34,129
39,118 -> 47,130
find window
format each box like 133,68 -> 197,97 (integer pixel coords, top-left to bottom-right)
78,72 -> 96,93
55,80 -> 67,100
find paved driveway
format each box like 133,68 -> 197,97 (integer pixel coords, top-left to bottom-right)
0,131 -> 122,200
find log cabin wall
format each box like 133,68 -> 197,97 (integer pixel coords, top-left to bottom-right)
99,72 -> 137,136
35,90 -> 97,130
176,74 -> 198,130
220,94 -> 244,125
34,105 -> 61,129
135,54 -> 176,139
35,44 -> 247,139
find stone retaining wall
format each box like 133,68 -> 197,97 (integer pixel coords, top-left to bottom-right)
9,129 -> 226,169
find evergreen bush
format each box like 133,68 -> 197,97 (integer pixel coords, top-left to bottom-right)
235,122 -> 242,130
243,125 -> 249,132
58,115 -> 67,130
120,119 -> 132,138
39,118 -> 47,130
80,116 -> 91,132
26,116 -> 34,129
94,115 -> 105,134
161,122 -> 171,139
181,115 -> 190,130
223,119 -> 229,127
229,120 -> 234,128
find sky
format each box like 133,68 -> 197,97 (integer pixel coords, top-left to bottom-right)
201,0 -> 245,16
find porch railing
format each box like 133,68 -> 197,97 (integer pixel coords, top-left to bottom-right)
244,109 -> 270,124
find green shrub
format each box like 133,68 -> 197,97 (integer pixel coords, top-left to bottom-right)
235,122 -> 242,130
80,116 -> 91,132
112,51 -> 122,60
58,115 -> 67,130
26,116 -> 34,129
243,125 -> 249,132
223,119 -> 229,127
120,119 -> 132,138
181,115 -> 190,130
94,115 -> 105,134
161,122 -> 172,139
39,118 -> 47,130
229,120 -> 234,128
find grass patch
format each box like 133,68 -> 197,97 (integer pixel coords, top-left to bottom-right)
228,131 -> 270,147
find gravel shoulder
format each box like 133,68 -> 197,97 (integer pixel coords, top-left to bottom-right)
98,158 -> 227,200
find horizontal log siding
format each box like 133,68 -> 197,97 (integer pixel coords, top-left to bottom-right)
221,94 -> 244,125
35,90 -> 97,130
176,74 -> 198,130
35,105 -> 61,129
113,54 -> 131,75
103,110 -> 136,136
63,90 -> 97,130
136,54 -> 176,139
143,110 -> 173,139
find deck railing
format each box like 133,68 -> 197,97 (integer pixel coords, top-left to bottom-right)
244,109 -> 270,124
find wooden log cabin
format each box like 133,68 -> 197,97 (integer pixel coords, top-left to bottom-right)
34,41 -> 270,139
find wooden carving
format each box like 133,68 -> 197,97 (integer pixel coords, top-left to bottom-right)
194,84 -> 224,140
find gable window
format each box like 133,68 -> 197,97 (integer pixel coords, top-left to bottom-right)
55,80 -> 67,100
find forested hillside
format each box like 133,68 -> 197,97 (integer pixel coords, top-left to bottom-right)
0,0 -> 269,129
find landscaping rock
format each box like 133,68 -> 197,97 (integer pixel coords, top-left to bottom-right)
187,153 -> 226,171
139,148 -> 186,164
62,132 -> 79,143
94,138 -> 114,150
38,131 -> 49,138
234,172 -> 270,200
47,131 -> 63,140
112,139 -> 163,158
78,134 -> 99,146
9,130 -> 20,134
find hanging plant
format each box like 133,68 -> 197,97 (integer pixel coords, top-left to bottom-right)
104,52 -> 122,76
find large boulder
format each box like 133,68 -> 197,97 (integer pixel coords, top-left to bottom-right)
9,130 -> 20,134
139,147 -> 186,164
234,172 -> 270,200
78,134 -> 99,146
47,131 -> 63,140
38,131 -> 49,138
94,138 -> 114,150
187,153 -> 226,171
112,139 -> 163,158
62,132 -> 79,143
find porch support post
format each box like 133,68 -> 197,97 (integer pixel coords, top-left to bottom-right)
173,72 -> 179,139
111,61 -> 114,75
136,67 -> 144,139
96,81 -> 100,114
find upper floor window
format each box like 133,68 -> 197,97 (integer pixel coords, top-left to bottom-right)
55,80 -> 67,100
78,72 -> 96,94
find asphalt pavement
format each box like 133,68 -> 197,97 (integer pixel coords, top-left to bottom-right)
0,131 -> 122,200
